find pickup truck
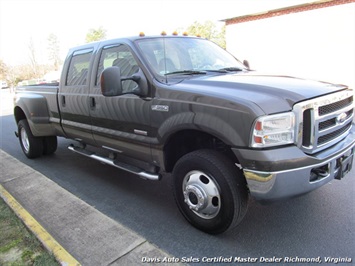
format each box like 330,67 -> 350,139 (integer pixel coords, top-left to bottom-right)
14,34 -> 355,234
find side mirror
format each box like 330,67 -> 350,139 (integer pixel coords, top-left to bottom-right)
100,67 -> 122,97
101,66 -> 148,97
243,60 -> 250,69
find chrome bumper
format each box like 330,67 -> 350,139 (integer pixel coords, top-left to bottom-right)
234,127 -> 355,201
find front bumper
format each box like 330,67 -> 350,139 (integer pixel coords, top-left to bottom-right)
233,126 -> 355,201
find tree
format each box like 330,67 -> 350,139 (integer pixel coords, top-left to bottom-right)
0,59 -> 8,80
47,33 -> 61,70
85,26 -> 107,43
185,20 -> 226,49
28,38 -> 39,78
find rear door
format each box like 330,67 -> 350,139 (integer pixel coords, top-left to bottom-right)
59,48 -> 95,144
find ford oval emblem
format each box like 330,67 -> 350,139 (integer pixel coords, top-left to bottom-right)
336,112 -> 347,124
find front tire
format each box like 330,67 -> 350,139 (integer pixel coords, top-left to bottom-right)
173,150 -> 248,234
18,120 -> 43,159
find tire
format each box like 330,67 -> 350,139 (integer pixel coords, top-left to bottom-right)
172,149 -> 248,234
43,136 -> 57,155
18,120 -> 44,159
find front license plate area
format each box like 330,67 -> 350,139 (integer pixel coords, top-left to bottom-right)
335,152 -> 354,180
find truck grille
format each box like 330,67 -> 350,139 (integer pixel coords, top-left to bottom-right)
294,90 -> 354,154
318,97 -> 353,116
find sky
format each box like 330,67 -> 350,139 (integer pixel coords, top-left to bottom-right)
0,0 -> 312,65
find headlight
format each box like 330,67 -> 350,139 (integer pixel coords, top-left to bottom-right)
251,112 -> 295,147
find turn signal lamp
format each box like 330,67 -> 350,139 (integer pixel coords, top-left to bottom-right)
161,31 -> 167,36
139,32 -> 145,37
172,31 -> 178,36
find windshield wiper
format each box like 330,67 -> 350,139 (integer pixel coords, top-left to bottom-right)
164,70 -> 206,76
218,67 -> 244,72
203,67 -> 245,73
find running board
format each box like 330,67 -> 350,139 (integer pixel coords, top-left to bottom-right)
68,145 -> 161,181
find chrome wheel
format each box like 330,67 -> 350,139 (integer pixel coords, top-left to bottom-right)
18,120 -> 43,158
20,127 -> 30,153
182,170 -> 221,219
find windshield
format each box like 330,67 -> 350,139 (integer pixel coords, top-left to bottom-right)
135,37 -> 246,77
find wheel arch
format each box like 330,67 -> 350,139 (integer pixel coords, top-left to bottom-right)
14,106 -> 27,125
163,129 -> 240,173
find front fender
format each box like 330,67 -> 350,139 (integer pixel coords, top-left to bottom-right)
156,111 -> 249,147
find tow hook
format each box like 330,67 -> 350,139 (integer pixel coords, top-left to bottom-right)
310,166 -> 329,182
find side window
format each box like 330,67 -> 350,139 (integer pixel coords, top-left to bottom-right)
96,44 -> 139,93
66,49 -> 93,86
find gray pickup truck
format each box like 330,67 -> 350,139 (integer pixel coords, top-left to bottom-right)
14,34 -> 355,234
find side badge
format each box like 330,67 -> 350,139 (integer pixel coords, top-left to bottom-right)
152,105 -> 169,112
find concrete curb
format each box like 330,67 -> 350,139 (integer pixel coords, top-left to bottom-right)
0,149 -> 183,265
0,184 -> 80,266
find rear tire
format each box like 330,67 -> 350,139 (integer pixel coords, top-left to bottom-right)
172,149 -> 248,234
18,120 -> 43,159
43,136 -> 57,155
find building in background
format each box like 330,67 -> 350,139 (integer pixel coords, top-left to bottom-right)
223,0 -> 355,89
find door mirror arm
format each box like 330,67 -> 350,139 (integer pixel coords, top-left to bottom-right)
122,69 -> 148,97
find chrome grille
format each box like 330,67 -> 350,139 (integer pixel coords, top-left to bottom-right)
317,121 -> 352,145
294,90 -> 354,154
318,97 -> 352,116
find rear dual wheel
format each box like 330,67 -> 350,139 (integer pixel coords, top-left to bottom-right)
18,120 -> 57,158
43,136 -> 57,155
173,149 -> 249,234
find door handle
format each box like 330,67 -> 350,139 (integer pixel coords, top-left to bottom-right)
90,97 -> 96,109
61,95 -> 66,107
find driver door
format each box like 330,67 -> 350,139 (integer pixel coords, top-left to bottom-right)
89,43 -> 153,162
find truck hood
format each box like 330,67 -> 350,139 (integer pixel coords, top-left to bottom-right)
172,72 -> 347,114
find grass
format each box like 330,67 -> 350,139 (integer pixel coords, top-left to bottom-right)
0,197 -> 59,266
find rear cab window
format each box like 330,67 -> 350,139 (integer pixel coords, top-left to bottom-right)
66,48 -> 93,86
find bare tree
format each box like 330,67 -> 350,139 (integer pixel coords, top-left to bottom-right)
47,33 -> 62,70
0,59 -> 8,80
28,38 -> 39,78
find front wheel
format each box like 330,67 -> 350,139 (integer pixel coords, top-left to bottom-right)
172,150 -> 249,234
18,119 -> 43,159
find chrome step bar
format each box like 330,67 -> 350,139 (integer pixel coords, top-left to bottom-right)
68,145 -> 161,181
